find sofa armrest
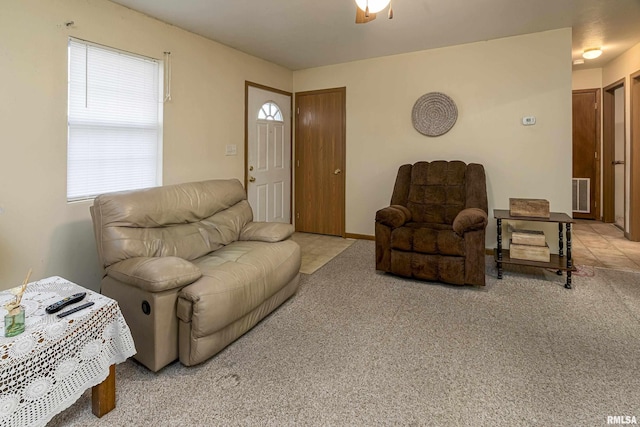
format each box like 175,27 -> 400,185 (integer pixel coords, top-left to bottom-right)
239,222 -> 294,242
375,205 -> 412,228
452,208 -> 488,236
106,257 -> 202,292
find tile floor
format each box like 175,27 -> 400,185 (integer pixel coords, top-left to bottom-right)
572,219 -> 640,271
290,232 -> 355,274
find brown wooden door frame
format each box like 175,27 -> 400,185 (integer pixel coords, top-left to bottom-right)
572,88 -> 601,220
244,81 -> 293,223
602,79 -> 625,225
630,70 -> 640,241
294,87 -> 346,237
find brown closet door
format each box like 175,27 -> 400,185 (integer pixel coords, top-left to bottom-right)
295,88 -> 346,236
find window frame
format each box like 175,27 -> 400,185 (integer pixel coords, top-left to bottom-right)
257,101 -> 284,122
66,37 -> 163,202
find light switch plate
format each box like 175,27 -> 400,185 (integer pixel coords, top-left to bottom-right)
522,116 -> 536,126
225,144 -> 237,156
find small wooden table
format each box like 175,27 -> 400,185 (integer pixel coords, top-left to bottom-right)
0,277 -> 136,426
493,209 -> 576,289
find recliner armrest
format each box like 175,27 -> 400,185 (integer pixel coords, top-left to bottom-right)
375,205 -> 412,228
106,257 -> 202,292
240,222 -> 294,242
452,208 -> 488,236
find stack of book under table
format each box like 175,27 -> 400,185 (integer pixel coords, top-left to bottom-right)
509,229 -> 550,262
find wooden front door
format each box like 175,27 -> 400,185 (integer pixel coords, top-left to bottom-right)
295,88 -> 346,236
572,89 -> 600,219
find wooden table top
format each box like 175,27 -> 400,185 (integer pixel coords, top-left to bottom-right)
493,209 -> 574,223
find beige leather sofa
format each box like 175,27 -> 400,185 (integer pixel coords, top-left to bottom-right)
90,179 -> 301,372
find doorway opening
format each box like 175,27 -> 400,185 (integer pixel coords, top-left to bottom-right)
603,79 -> 626,231
630,70 -> 640,241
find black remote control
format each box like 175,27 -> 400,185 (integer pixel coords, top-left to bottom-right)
45,292 -> 86,314
57,302 -> 94,318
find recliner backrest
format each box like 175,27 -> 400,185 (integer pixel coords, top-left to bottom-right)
390,161 -> 487,225
91,179 -> 252,268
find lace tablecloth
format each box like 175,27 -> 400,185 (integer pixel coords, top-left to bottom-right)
0,276 -> 136,427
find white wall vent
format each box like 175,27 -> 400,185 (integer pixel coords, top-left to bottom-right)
572,178 -> 590,213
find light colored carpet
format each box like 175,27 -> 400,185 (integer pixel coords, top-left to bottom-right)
50,240 -> 640,426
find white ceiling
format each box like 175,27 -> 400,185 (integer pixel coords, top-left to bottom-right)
111,0 -> 640,71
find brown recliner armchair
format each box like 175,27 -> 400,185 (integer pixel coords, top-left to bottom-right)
375,161 -> 488,286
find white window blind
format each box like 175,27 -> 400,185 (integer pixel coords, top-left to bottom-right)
67,38 -> 162,201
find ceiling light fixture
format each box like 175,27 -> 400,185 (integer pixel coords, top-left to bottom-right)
355,0 -> 393,23
355,0 -> 390,14
582,48 -> 602,60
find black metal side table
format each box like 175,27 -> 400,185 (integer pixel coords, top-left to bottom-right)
493,209 -> 576,289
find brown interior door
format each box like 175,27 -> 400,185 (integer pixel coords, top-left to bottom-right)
572,89 -> 600,219
295,88 -> 346,236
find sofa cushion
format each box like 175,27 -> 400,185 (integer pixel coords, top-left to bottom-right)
390,226 -> 413,251
240,222 -> 294,242
92,179 -> 253,268
375,205 -> 412,228
95,179 -> 247,226
436,229 -> 466,256
177,240 -> 300,338
390,251 -> 465,285
413,227 -> 438,254
390,223 -> 465,256
406,161 -> 467,225
106,257 -> 202,292
452,207 -> 489,236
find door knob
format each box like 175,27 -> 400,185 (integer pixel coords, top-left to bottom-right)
249,176 -> 256,182
334,169 -> 342,175
249,166 -> 254,171
613,160 -> 625,165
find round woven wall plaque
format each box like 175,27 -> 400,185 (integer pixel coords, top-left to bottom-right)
411,92 -> 458,137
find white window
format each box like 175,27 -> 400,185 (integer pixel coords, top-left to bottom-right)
67,38 -> 163,201
257,102 -> 283,121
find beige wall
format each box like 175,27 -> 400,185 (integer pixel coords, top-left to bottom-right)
603,40 -> 640,88
294,29 -> 573,249
0,0 -> 292,290
572,68 -> 602,90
